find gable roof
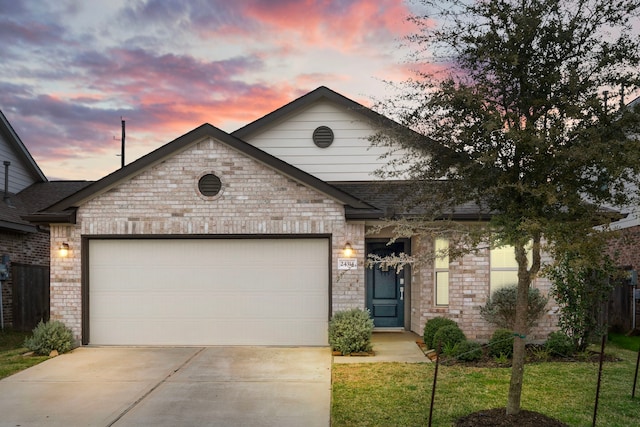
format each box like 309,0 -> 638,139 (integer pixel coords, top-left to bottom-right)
27,123 -> 373,224
232,86 -> 407,139
0,110 -> 47,183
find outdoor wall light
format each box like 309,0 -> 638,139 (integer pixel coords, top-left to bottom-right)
343,242 -> 354,257
59,242 -> 70,257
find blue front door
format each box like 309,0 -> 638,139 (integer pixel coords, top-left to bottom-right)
366,241 -> 406,328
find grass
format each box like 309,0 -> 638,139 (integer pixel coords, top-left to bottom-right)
332,336 -> 640,427
0,329 -> 48,380
608,332 -> 640,351
2,328 -> 639,424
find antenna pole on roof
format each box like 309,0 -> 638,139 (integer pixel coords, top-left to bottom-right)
121,118 -> 125,168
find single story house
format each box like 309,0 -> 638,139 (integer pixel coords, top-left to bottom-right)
25,87 -> 559,346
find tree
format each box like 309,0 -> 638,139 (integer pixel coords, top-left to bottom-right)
373,0 -> 640,415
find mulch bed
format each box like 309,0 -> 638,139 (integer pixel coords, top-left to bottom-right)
455,408 -> 570,426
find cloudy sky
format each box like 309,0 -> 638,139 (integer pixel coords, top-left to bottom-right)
1,0 -> 423,180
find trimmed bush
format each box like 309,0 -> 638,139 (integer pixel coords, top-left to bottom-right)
423,317 -> 457,349
328,308 -> 374,355
480,285 -> 549,331
24,320 -> 76,355
545,331 -> 576,357
453,340 -> 483,362
433,324 -> 466,351
488,328 -> 514,358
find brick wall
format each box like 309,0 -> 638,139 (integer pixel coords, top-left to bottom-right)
608,225 -> 640,269
410,236 -> 559,343
607,225 -> 640,330
50,136 -> 364,341
0,229 -> 50,327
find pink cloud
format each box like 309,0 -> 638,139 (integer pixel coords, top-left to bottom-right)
242,0 -> 415,52
2,1 -> 421,180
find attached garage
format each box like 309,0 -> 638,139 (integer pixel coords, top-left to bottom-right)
86,237 -> 330,346
39,125 -> 369,346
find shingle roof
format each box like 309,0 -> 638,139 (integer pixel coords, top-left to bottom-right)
18,181 -> 94,212
0,181 -> 92,232
332,181 -> 491,220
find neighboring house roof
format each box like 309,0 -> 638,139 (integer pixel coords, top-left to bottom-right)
26,123 -> 374,224
0,109 -> 61,232
232,86 -> 408,139
0,194 -> 39,233
0,110 -> 47,183
1,181 -> 92,232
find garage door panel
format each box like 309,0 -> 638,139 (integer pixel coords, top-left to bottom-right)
91,319 -> 326,346
89,238 -> 329,345
93,293 -> 328,321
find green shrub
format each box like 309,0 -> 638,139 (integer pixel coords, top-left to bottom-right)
24,320 -> 76,355
488,328 -> 514,358
423,317 -> 457,349
453,340 -> 483,362
328,308 -> 374,355
547,254 -> 615,351
480,285 -> 549,331
433,324 -> 466,351
545,331 -> 576,357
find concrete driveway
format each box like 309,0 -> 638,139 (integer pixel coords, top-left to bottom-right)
0,346 -> 331,427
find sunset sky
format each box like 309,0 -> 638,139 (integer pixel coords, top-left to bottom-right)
1,0 -> 425,180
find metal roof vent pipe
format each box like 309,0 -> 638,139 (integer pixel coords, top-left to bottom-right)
3,161 -> 10,203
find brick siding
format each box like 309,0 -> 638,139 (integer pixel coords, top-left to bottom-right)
50,137 -> 365,341
607,225 -> 640,330
0,229 -> 50,327
410,236 -> 559,343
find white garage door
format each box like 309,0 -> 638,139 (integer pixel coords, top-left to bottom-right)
88,238 -> 329,346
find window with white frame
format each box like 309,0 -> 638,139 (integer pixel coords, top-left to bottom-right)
435,238 -> 449,306
490,244 -> 532,294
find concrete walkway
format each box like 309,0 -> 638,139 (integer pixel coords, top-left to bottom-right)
0,346 -> 331,427
333,331 -> 429,363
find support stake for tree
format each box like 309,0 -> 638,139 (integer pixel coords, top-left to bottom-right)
632,341 -> 640,398
428,340 -> 441,427
592,334 -> 606,427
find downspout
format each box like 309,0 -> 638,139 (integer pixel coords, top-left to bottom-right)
1,160 -> 9,329
3,161 -> 10,202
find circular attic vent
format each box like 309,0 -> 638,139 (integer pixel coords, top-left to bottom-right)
198,174 -> 222,197
312,126 -> 334,148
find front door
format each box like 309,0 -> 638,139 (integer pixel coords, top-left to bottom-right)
366,241 -> 407,328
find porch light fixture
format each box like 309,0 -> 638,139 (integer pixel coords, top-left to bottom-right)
343,242 -> 354,257
59,243 -> 70,257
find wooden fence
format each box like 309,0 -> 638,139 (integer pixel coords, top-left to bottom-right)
11,263 -> 49,331
608,283 -> 640,333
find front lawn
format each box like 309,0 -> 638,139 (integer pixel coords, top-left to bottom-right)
332,338 -> 640,426
0,329 -> 48,380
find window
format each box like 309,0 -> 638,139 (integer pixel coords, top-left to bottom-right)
435,238 -> 449,306
490,244 -> 532,294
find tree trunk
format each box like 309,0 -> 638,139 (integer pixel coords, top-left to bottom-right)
506,244 -> 533,415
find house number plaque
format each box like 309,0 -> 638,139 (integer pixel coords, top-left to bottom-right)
338,258 -> 358,270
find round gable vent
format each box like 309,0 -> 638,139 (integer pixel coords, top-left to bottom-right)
198,174 -> 222,197
312,126 -> 334,148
